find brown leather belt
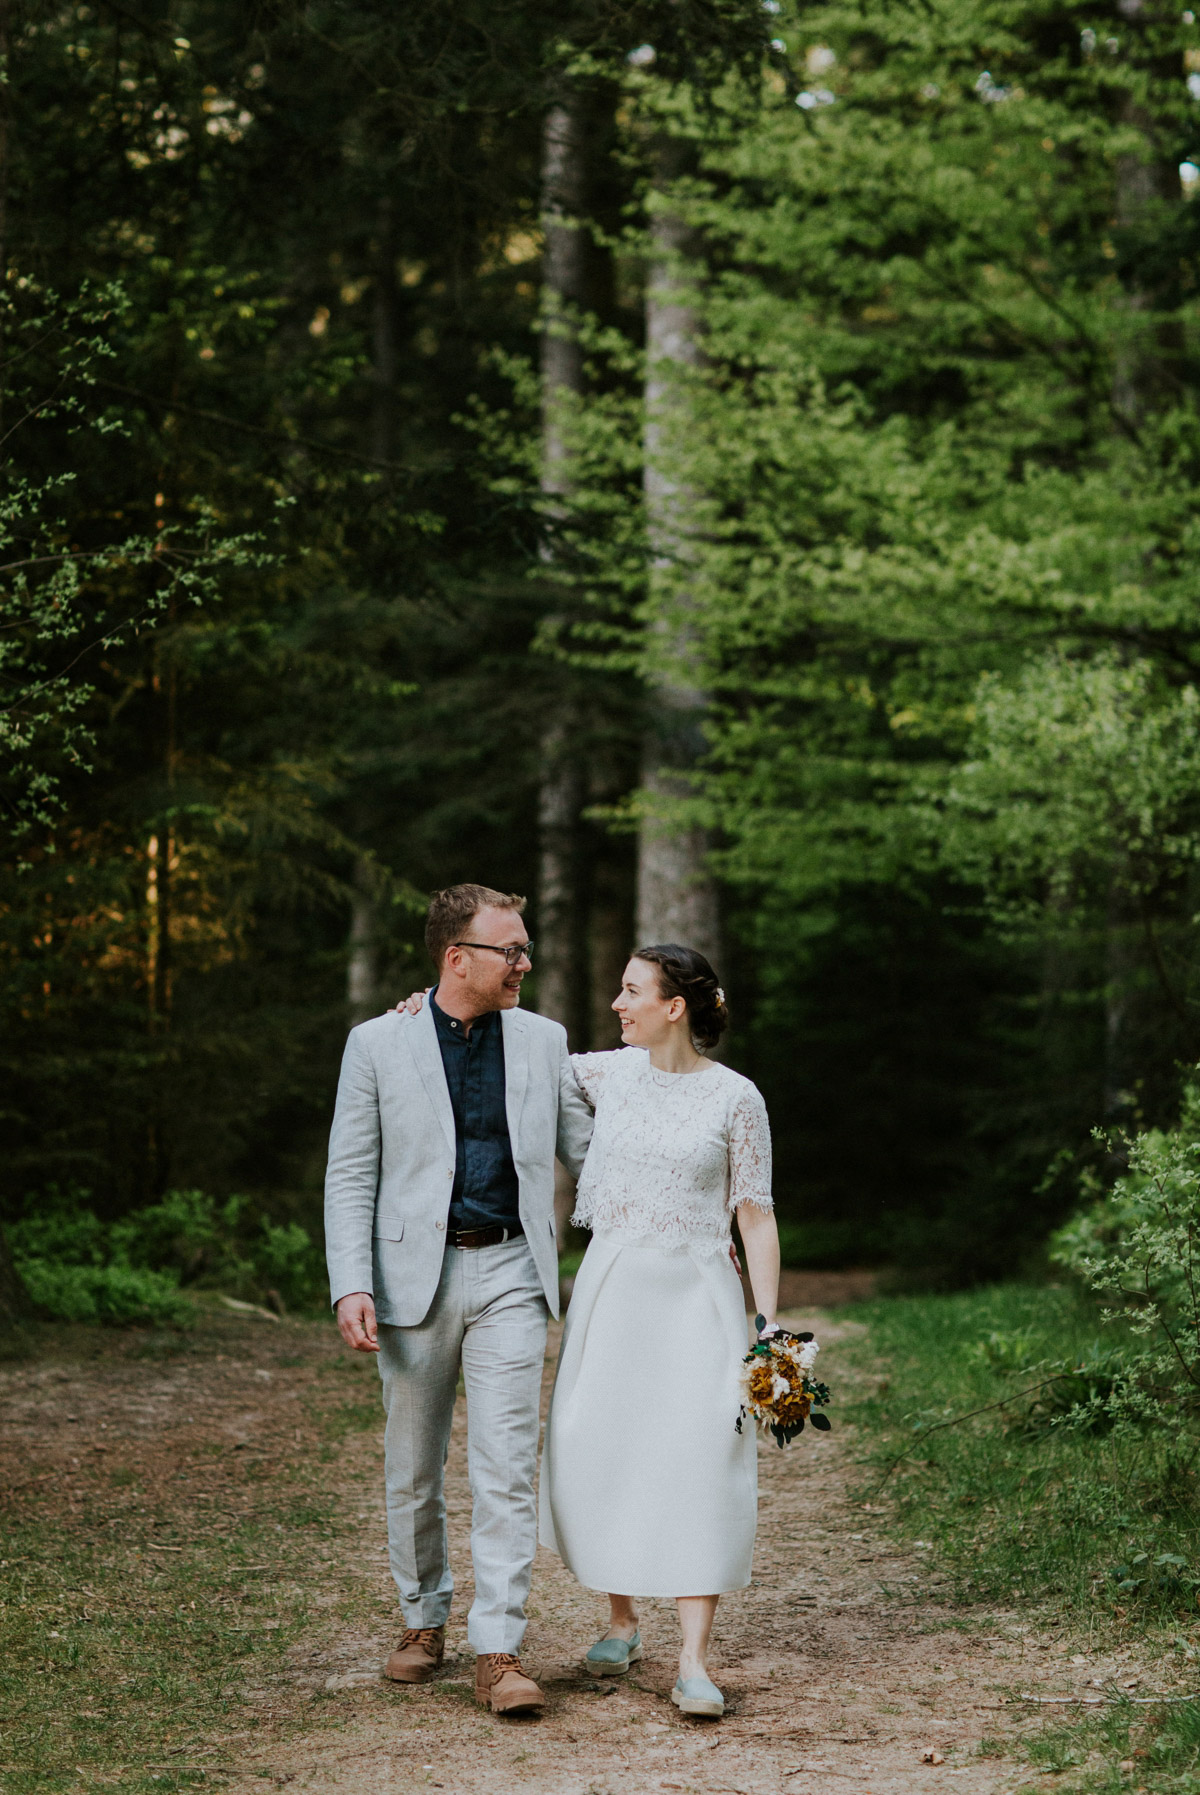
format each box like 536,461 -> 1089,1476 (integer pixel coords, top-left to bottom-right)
445,1223 -> 524,1250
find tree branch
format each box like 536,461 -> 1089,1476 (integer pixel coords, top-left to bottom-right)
869,1373 -> 1079,1495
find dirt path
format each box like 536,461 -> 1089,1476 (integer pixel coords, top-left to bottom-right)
1,1299 -> 1149,1794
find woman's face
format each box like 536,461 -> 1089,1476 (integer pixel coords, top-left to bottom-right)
612,957 -> 687,1047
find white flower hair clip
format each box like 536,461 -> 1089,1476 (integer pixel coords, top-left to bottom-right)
716,987 -> 726,1006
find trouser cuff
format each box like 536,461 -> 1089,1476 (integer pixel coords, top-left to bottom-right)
468,1619 -> 528,1656
400,1599 -> 452,1630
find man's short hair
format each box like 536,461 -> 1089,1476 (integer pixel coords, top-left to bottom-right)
424,883 -> 527,970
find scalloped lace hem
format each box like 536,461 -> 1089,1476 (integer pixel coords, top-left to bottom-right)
572,1219 -> 737,1257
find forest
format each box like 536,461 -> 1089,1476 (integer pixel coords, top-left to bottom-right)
4,0 -> 1200,1306
7,8 -> 1200,1793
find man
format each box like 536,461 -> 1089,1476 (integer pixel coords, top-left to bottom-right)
324,883 -> 593,1715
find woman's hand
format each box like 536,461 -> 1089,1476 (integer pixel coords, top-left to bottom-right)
393,988 -> 430,1015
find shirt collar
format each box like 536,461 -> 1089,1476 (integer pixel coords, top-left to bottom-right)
431,986 -> 498,1041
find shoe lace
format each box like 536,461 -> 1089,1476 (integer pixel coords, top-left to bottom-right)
489,1653 -> 523,1674
400,1627 -> 441,1650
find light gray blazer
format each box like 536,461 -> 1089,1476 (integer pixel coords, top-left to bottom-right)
323,1003 -> 593,1326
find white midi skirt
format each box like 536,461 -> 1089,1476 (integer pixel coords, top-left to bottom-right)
538,1235 -> 758,1598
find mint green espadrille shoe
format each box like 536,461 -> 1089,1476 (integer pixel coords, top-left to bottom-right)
671,1674 -> 724,1718
584,1630 -> 643,1675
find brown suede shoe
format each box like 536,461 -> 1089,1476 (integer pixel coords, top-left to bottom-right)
474,1652 -> 545,1715
384,1626 -> 445,1683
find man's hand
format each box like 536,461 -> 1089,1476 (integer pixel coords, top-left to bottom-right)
393,988 -> 430,1016
729,1240 -> 743,1277
336,1292 -> 379,1353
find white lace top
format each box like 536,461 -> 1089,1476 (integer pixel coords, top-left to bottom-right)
568,1048 -> 773,1256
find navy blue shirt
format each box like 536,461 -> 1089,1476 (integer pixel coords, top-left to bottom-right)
431,988 -> 521,1232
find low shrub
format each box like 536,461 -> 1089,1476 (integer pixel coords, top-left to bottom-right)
5,1188 -> 327,1324
1050,1079 -> 1200,1431
15,1256 -> 189,1325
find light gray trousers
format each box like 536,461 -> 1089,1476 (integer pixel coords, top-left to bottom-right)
376,1236 -> 549,1655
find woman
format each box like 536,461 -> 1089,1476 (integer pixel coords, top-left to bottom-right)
539,943 -> 780,1720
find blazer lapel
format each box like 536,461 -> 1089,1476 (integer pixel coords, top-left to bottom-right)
407,1004 -> 456,1160
501,1009 -> 530,1156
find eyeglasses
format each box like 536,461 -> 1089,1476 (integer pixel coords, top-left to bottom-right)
451,940 -> 534,966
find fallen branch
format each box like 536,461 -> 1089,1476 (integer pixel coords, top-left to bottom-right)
218,1295 -> 281,1323
784,1768 -> 864,1780
869,1373 -> 1077,1494
1009,1693 -> 1198,1707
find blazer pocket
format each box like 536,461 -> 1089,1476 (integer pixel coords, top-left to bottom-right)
373,1220 -> 404,1242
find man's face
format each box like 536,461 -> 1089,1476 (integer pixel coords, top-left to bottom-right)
441,906 -> 531,1013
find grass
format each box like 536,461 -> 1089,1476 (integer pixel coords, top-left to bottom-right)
0,1314 -> 384,1795
841,1282 -> 1200,1792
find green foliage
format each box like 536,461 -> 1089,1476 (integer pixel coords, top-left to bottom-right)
850,1286 -> 1200,1789
1050,1087 -> 1200,1428
0,276 -> 276,836
6,1199 -> 190,1324
5,1188 -> 326,1323
525,0 -> 1200,1269
14,1257 -> 189,1327
945,659 -> 1200,915
8,0 -> 1200,1285
1,0 -> 597,1219
846,1283 -> 1200,1788
848,1284 -> 1200,1619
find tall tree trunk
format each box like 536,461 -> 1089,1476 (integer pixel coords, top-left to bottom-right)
588,845 -> 632,1045
636,135 -> 720,965
347,859 -> 382,1026
345,200 -> 398,1024
536,96 -> 590,1037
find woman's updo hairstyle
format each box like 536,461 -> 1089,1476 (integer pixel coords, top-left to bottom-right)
632,942 -> 728,1052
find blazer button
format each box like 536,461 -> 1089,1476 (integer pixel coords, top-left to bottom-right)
435,1220 -> 445,1231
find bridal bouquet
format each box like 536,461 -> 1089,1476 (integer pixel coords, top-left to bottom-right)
736,1327 -> 832,1448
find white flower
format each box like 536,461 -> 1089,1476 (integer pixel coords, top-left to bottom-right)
770,1371 -> 792,1403
799,1341 -> 820,1370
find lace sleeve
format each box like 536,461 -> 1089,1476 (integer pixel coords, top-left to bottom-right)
728,1083 -> 773,1213
569,1050 -> 624,1110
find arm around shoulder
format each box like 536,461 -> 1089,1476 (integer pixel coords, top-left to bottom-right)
556,1037 -> 595,1180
